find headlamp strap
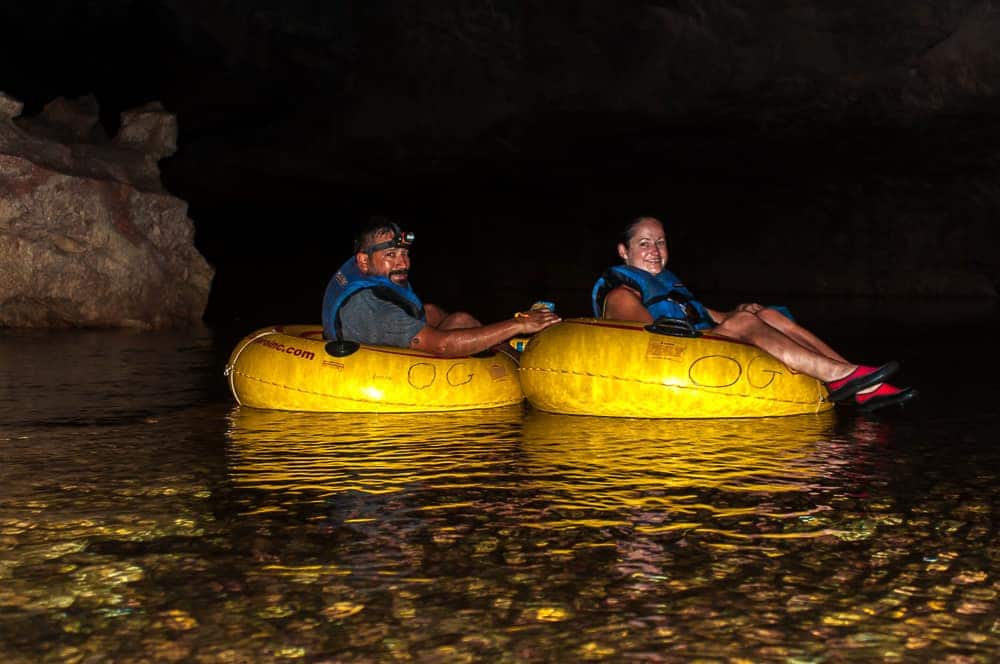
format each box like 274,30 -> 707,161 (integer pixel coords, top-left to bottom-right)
366,225 -> 415,254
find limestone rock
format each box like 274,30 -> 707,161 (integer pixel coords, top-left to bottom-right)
114,102 -> 178,160
0,93 -> 213,328
0,92 -> 22,120
15,95 -> 108,144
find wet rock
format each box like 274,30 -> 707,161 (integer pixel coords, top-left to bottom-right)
0,92 -> 213,328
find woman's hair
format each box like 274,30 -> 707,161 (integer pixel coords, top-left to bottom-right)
620,216 -> 662,247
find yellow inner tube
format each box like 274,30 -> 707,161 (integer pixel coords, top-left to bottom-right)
225,325 -> 523,413
519,318 -> 833,418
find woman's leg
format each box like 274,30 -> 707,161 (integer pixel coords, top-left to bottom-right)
756,308 -> 849,363
755,308 -> 893,397
712,311 -> 854,382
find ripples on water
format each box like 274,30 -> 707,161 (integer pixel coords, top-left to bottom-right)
0,318 -> 997,662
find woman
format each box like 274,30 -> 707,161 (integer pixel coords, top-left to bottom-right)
592,216 -> 916,413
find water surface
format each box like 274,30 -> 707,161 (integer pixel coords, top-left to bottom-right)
1,305 -> 997,662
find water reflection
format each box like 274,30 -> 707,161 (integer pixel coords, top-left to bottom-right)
225,407 -> 839,531
520,411 -> 835,493
220,404 -> 998,661
225,405 -> 525,502
224,407 -> 900,553
517,412 -> 838,543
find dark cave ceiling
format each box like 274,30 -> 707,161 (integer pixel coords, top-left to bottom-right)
4,0 -> 1000,207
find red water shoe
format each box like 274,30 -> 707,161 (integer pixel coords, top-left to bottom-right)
855,383 -> 918,413
826,361 -> 900,402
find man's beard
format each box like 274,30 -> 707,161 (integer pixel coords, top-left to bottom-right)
389,270 -> 409,284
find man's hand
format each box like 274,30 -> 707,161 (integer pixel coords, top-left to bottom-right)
514,309 -> 561,333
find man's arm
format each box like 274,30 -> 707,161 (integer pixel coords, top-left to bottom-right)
409,309 -> 560,357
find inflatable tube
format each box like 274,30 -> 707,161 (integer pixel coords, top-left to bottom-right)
225,325 -> 523,412
519,319 -> 833,418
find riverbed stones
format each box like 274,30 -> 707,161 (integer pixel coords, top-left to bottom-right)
0,93 -> 213,328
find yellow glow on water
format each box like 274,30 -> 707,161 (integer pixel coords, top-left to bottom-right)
635,522 -> 707,534
507,411 -> 837,537
225,406 -> 838,548
415,502 -> 477,511
225,406 -> 526,498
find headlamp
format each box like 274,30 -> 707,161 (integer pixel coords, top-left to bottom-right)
366,225 -> 415,254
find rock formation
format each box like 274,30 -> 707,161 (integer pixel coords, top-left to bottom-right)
0,93 -> 213,328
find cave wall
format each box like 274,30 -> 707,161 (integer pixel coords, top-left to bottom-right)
2,1 -> 998,320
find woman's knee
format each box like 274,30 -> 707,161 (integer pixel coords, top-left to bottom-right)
758,307 -> 809,337
757,307 -> 791,327
715,311 -> 760,336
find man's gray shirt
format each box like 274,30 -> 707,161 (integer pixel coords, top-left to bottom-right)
338,289 -> 425,348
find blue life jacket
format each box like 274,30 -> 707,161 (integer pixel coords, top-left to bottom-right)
322,257 -> 426,340
591,265 -> 715,330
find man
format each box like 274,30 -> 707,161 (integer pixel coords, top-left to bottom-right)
323,216 -> 560,356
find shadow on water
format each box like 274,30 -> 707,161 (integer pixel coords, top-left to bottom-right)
0,327 -> 224,427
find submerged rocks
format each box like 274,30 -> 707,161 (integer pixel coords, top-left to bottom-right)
0,93 -> 213,328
